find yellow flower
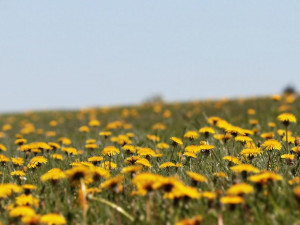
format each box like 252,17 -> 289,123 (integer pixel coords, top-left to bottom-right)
16,194 -> 39,207
199,127 -> 215,137
11,157 -> 24,166
22,214 -> 41,225
121,165 -> 143,174
199,144 -> 215,152
147,134 -> 160,142
102,146 -> 120,156
282,135 -> 295,144
89,119 -> 101,127
230,164 -> 260,174
48,142 -> 60,150
41,168 -> 66,182
157,142 -> 169,149
78,126 -> 90,133
86,139 -> 96,144
51,154 -> 64,161
248,171 -> 282,185
62,147 -> 78,155
100,175 -> 124,190
91,167 -> 110,180
85,143 -> 98,150
0,154 -> 10,163
235,135 -> 253,144
99,131 -> 112,138
261,139 -> 282,151
111,135 -> 132,145
277,113 -> 297,126
207,116 -> 222,125
101,161 -> 117,169
226,183 -> 254,195
185,145 -> 201,153
183,152 -> 197,158
162,180 -> 201,200
214,172 -> 227,178
122,145 -> 137,153
132,173 -> 163,194
247,108 -> 256,115
58,137 -> 71,145
249,119 -> 259,126
184,131 -> 199,140
11,170 -> 26,177
15,138 -> 27,145
40,213 -> 66,225
240,148 -> 262,158
135,158 -> 152,168
22,184 -> 37,194
45,131 -> 56,137
175,215 -> 202,225
223,156 -> 241,165
271,94 -> 282,101
0,183 -> 23,198
2,124 -> 12,131
186,171 -> 207,183
201,191 -> 216,200
27,156 -> 47,169
137,147 -> 156,157
288,177 -> 300,185
9,206 -> 35,218
280,154 -> 294,160
220,196 -> 244,204
292,146 -> 300,154
293,185 -> 300,200
159,162 -> 176,169
64,166 -> 92,182
88,156 -> 104,163
225,125 -> 245,136
0,144 -> 6,152
170,137 -> 183,146
152,123 -> 167,130
20,142 -> 51,152
260,132 -> 274,139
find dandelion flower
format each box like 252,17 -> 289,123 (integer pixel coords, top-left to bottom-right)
230,164 -> 260,174
261,139 -> 282,151
248,171 -> 282,185
175,215 -> 202,225
159,162 -> 176,169
170,137 -> 183,146
226,183 -> 254,195
277,113 -> 297,126
9,206 -> 35,218
40,213 -> 66,225
102,146 -> 120,156
220,196 -> 244,205
184,131 -> 199,140
186,171 -> 207,183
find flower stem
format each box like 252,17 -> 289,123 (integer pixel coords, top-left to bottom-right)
285,126 -> 289,154
88,196 -> 134,222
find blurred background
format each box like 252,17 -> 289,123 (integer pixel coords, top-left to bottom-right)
0,1 -> 299,113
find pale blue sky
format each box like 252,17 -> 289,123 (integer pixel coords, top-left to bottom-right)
0,1 -> 299,112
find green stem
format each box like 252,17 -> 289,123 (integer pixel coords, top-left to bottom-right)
285,126 -> 289,154
88,196 -> 134,222
80,179 -> 87,225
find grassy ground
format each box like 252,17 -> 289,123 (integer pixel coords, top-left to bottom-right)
0,94 -> 300,225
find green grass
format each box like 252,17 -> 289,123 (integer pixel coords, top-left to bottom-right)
0,95 -> 300,225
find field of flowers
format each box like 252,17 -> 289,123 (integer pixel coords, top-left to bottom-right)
1,94 -> 300,225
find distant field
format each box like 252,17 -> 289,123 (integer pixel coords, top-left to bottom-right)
1,94 -> 300,225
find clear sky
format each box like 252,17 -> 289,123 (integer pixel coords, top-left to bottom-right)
0,1 -> 299,113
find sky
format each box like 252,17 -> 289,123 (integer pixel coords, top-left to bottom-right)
0,1 -> 300,113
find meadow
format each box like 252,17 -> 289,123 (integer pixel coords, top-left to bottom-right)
0,94 -> 300,225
